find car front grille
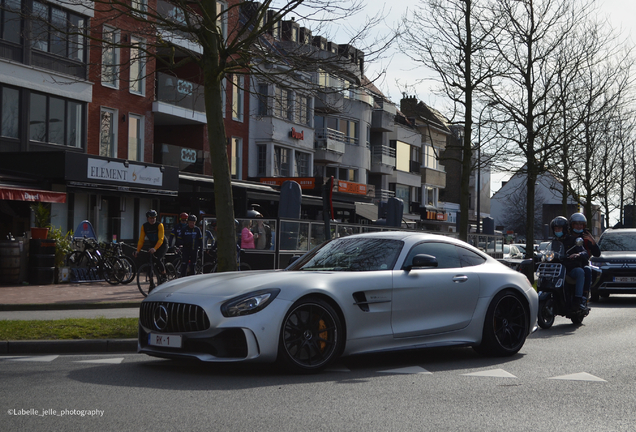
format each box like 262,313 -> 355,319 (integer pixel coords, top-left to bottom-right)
140,301 -> 210,333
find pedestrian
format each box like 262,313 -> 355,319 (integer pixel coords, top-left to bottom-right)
241,220 -> 255,249
253,215 -> 272,250
179,214 -> 202,277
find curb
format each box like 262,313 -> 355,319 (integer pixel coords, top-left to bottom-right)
0,338 -> 138,355
0,302 -> 142,312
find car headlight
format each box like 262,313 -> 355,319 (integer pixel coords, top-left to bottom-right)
221,289 -> 281,317
542,251 -> 555,262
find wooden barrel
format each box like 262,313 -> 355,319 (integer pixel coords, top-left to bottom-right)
0,241 -> 21,284
29,239 -> 56,285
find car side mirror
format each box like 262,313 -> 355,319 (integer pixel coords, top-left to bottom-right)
404,254 -> 438,271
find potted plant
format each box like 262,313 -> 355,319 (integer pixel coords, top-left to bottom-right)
47,227 -> 74,283
30,202 -> 51,240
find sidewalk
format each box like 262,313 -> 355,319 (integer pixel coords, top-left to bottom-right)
0,281 -> 141,355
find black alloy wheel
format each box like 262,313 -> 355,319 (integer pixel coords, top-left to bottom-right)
474,290 -> 529,357
278,297 -> 343,373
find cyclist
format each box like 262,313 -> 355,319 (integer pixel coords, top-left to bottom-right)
133,210 -> 168,280
179,214 -> 202,277
170,212 -> 189,247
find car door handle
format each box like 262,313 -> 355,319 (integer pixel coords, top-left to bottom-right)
452,275 -> 469,283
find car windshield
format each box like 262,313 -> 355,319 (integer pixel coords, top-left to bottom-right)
290,237 -> 403,272
598,232 -> 636,251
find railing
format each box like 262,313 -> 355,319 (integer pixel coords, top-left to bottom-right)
156,72 -> 206,113
371,145 -> 396,167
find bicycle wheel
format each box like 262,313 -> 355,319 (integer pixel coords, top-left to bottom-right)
202,263 -> 217,273
165,262 -> 178,281
137,263 -> 159,297
118,255 -> 136,285
102,256 -> 125,285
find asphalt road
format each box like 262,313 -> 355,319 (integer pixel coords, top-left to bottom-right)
2,295 -> 636,431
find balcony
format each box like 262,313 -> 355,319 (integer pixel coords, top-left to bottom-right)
371,102 -> 396,132
314,89 -> 344,113
314,128 -> 345,163
153,72 -> 207,125
370,145 -> 395,175
421,166 -> 447,188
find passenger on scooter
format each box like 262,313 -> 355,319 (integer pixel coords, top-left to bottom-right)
551,216 -> 588,311
569,212 -> 600,301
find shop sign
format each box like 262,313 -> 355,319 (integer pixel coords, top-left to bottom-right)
87,158 -> 163,187
260,177 -> 316,189
336,180 -> 367,195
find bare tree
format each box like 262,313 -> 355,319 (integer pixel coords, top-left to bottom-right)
399,0 -> 503,241
500,182 -> 545,236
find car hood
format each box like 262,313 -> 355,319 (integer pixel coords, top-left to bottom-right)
144,270 -> 334,301
594,251 -> 636,260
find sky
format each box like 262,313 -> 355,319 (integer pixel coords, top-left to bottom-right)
351,0 -> 636,208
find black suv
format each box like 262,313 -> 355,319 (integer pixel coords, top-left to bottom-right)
590,228 -> 636,301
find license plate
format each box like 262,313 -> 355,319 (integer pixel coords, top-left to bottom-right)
148,333 -> 182,348
614,277 -> 636,283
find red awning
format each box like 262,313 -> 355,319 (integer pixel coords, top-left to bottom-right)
0,187 -> 66,203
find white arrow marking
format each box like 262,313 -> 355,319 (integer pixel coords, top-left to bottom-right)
378,366 -> 432,375
74,358 -> 125,364
8,355 -> 59,362
548,372 -> 606,382
462,369 -> 517,378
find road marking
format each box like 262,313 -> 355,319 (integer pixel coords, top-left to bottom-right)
548,372 -> 606,382
74,357 -> 125,364
378,366 -> 432,375
5,355 -> 59,362
326,365 -> 351,372
462,369 -> 517,378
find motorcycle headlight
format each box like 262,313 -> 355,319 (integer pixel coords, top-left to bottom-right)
221,289 -> 281,317
542,251 -> 555,262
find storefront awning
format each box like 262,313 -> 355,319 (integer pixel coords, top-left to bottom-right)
355,202 -> 378,221
0,187 -> 66,203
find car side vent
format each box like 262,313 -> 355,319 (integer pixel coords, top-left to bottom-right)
140,302 -> 210,333
352,292 -> 370,312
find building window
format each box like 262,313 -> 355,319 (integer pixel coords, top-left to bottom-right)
132,0 -> 148,17
1,0 -> 21,44
216,1 -> 227,41
424,145 -> 439,170
231,137 -> 242,179
128,114 -> 144,161
129,36 -> 146,95
29,2 -> 86,62
395,141 -> 411,172
1,86 -> 19,138
295,151 -> 310,177
28,91 -> 84,147
297,95 -> 311,126
221,78 -> 226,118
257,83 -> 269,116
425,187 -> 438,207
232,75 -> 244,122
102,26 -> 120,88
274,146 -> 290,176
100,108 -> 117,157
257,144 -> 267,176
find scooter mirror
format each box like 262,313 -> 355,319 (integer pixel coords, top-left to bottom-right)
575,237 -> 584,246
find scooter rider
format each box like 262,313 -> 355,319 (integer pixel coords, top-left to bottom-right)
570,212 -> 600,304
551,216 -> 589,311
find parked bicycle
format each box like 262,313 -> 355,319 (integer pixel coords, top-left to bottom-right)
136,249 -> 177,297
65,237 -> 126,284
100,241 -> 136,284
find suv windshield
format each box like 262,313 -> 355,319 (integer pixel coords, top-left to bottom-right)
598,232 -> 636,251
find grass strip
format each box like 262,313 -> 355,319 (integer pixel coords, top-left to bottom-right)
0,318 -> 138,340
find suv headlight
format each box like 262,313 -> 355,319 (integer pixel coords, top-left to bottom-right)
221,289 -> 281,317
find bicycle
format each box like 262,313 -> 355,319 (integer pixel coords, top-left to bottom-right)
136,249 -> 177,297
100,242 -> 137,284
65,237 -> 126,285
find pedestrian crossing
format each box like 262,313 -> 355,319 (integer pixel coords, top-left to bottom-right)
0,355 -> 608,382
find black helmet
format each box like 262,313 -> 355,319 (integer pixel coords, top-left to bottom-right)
187,214 -> 197,222
146,209 -> 158,218
550,216 -> 568,236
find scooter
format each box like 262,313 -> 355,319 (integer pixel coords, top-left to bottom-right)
536,238 -> 601,328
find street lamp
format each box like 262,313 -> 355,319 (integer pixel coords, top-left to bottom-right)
475,102 -> 496,234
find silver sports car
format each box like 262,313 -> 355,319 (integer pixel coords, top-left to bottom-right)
138,231 -> 538,372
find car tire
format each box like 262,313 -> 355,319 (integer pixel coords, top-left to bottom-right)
474,290 -> 529,357
537,298 -> 555,329
277,297 -> 343,373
